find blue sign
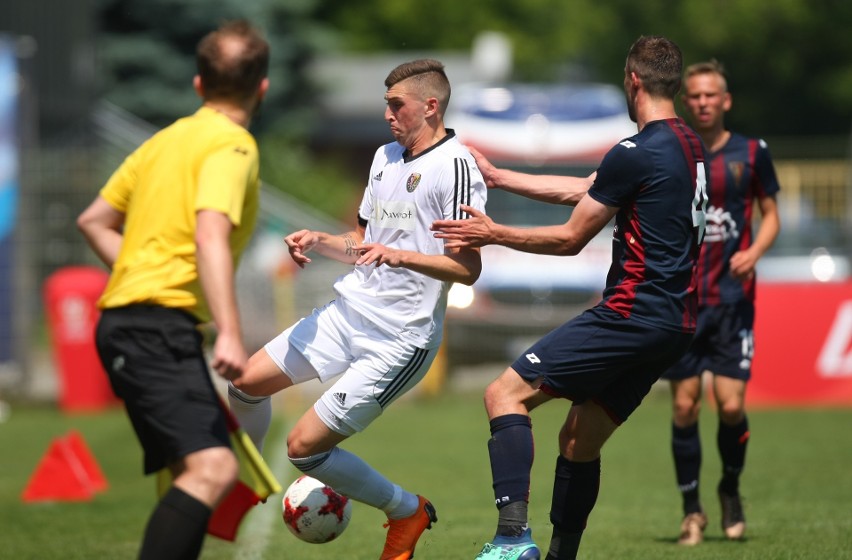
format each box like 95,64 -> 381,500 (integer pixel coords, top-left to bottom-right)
0,37 -> 19,362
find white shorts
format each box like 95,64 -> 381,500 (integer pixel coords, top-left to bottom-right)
264,301 -> 438,436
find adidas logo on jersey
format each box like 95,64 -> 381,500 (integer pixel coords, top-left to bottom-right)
333,392 -> 347,406
373,171 -> 383,182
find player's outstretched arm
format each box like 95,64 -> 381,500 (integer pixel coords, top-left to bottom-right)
433,197 -> 615,257
285,223 -> 367,267
469,146 -> 593,206
353,242 -> 482,286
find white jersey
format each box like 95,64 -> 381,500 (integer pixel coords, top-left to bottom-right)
333,130 -> 486,348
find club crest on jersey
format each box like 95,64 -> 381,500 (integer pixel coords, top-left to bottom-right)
728,161 -> 745,190
406,173 -> 422,193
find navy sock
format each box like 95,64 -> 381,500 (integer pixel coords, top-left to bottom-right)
488,414 -> 534,535
547,455 -> 600,560
550,455 -> 600,533
718,416 -> 749,495
672,422 -> 702,514
139,486 -> 211,560
546,530 -> 583,560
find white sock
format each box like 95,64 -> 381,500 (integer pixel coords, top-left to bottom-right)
227,383 -> 271,453
293,447 -> 419,518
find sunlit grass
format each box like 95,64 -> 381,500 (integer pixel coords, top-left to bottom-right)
2,387 -> 850,559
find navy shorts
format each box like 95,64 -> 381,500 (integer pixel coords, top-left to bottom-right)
95,305 -> 230,475
661,301 -> 755,382
512,306 -> 693,424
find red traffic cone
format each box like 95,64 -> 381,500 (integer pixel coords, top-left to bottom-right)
21,430 -> 108,502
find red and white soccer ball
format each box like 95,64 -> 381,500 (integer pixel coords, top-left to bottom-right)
282,475 -> 352,544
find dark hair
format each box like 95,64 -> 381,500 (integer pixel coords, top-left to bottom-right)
385,59 -> 451,114
626,35 -> 683,99
196,20 -> 269,102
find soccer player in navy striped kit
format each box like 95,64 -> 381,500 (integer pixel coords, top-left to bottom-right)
662,59 -> 781,546
433,36 -> 707,560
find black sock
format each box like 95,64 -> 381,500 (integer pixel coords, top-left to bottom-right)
547,455 -> 601,559
138,486 -> 212,560
718,416 -> 749,495
488,414 -> 534,537
546,529 -> 583,560
672,422 -> 702,514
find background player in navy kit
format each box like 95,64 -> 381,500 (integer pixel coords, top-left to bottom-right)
662,59 -> 781,546
228,58 -> 486,560
433,35 -> 707,560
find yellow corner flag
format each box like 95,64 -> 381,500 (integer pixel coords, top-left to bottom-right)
157,397 -> 283,541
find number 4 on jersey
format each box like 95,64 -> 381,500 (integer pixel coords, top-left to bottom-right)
692,163 -> 708,245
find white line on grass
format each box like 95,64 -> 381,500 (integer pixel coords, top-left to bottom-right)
231,422 -> 294,560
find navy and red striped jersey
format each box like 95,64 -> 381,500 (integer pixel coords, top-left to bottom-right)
698,132 -> 780,305
588,118 -> 707,333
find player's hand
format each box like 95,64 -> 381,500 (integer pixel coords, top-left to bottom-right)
729,249 -> 757,281
353,242 -> 403,268
467,146 -> 501,189
210,331 -> 247,381
431,205 -> 495,248
285,229 -> 317,268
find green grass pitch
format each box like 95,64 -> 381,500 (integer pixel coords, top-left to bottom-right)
2,387 -> 851,559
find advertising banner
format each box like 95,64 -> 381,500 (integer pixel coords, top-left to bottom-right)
751,282 -> 852,407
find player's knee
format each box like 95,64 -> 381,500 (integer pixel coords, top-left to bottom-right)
230,375 -> 257,396
558,425 -> 598,461
289,449 -> 332,473
483,383 -> 499,415
287,431 -> 307,459
673,396 -> 700,423
228,380 -> 267,403
286,426 -> 323,459
484,375 -> 520,416
718,402 -> 745,425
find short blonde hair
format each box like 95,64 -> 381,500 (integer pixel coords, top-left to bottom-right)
684,59 -> 728,91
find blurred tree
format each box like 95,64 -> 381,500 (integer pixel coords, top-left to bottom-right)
96,0 -> 336,135
95,0 -> 359,218
317,0 -> 852,138
93,0 -> 852,219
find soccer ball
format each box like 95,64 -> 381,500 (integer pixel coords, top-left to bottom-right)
282,475 -> 352,543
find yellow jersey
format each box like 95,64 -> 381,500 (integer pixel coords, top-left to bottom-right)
97,106 -> 260,322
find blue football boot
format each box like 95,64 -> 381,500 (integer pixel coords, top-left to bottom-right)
474,528 -> 541,560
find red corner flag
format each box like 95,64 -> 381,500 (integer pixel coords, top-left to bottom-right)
157,397 -> 282,541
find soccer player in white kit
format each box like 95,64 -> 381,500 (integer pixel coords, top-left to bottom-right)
229,58 -> 486,559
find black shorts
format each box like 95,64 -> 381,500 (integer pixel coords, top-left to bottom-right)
95,305 -> 230,475
512,306 -> 693,424
661,301 -> 755,382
